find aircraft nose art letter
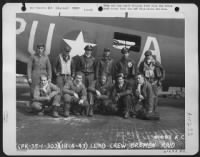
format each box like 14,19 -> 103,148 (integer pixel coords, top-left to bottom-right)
137,36 -> 161,67
16,18 -> 27,35
28,21 -> 55,55
63,30 -> 96,57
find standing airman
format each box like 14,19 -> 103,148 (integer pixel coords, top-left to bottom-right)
27,43 -> 52,97
53,45 -> 73,91
138,50 -> 165,112
115,47 -> 136,85
96,48 -> 114,84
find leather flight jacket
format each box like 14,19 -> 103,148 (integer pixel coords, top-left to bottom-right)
79,55 -> 96,73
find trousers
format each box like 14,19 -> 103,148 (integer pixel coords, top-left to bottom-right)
31,94 -> 61,112
63,94 -> 89,113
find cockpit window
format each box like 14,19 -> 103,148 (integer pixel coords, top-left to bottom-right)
113,32 -> 141,52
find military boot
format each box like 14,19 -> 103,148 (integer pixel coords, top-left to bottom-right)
88,105 -> 94,117
124,112 -> 129,119
80,106 -> 86,116
52,106 -> 60,118
38,109 -> 44,116
86,105 -> 90,116
63,104 -> 70,117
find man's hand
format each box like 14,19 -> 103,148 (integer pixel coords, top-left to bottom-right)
28,79 -> 32,85
73,92 -> 79,99
78,99 -> 84,105
152,81 -> 157,85
135,89 -> 140,96
114,93 -> 120,102
96,90 -> 101,97
46,96 -> 51,102
139,94 -> 144,100
117,93 -> 121,99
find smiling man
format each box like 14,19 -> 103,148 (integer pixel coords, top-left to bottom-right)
62,72 -> 89,117
31,74 -> 61,118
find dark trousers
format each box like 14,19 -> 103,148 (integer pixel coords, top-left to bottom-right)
152,83 -> 159,112
56,75 -> 72,91
88,92 -> 116,114
31,95 -> 61,112
82,73 -> 94,88
117,95 -> 133,115
63,94 -> 89,113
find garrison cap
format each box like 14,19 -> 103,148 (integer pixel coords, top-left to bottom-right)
104,48 -> 110,52
121,47 -> 129,54
84,45 -> 93,51
116,73 -> 124,79
64,45 -> 71,52
37,43 -> 45,48
144,50 -> 153,56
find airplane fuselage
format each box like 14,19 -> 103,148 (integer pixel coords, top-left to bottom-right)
16,13 -> 185,90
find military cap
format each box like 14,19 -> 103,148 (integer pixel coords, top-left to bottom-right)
116,73 -> 124,79
144,50 -> 153,56
121,47 -> 129,54
84,45 -> 93,51
64,45 -> 71,52
104,48 -> 110,52
37,43 -> 45,48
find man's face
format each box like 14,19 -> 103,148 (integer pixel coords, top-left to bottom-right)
123,52 -> 129,59
117,77 -> 124,85
62,51 -> 70,60
145,55 -> 153,64
136,75 -> 144,85
85,50 -> 92,57
37,47 -> 45,56
103,51 -> 110,60
100,76 -> 107,85
75,75 -> 82,84
40,76 -> 48,87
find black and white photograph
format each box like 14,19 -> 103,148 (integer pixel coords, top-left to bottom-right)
3,3 -> 199,155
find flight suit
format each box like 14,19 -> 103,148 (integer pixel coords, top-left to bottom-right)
88,80 -> 115,114
95,57 -> 114,84
54,54 -> 74,90
115,57 -> 136,85
31,83 -> 61,114
78,55 -> 96,88
62,80 -> 89,116
138,60 -> 165,112
27,54 -> 52,97
111,81 -> 133,117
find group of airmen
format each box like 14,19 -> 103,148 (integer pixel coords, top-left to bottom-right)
27,43 -> 165,120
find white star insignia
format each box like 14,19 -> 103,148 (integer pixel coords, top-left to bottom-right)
63,31 -> 96,57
